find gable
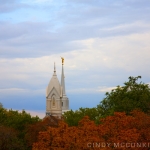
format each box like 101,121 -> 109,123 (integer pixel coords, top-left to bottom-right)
47,87 -> 60,99
46,75 -> 61,97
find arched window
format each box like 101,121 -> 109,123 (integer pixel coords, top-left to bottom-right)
52,97 -> 55,106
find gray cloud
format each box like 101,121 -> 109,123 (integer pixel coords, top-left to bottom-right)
58,0 -> 150,27
0,22 -> 69,58
1,20 -> 150,58
0,0 -> 28,13
0,0 -> 150,58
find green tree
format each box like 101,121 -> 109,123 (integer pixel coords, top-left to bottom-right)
0,102 -> 3,108
0,126 -> 25,150
0,107 -> 41,149
63,107 -> 100,126
97,76 -> 150,117
0,108 -> 40,132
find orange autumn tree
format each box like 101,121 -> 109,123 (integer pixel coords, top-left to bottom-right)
32,110 -> 150,150
32,116 -> 106,150
25,115 -> 59,149
99,110 -> 150,149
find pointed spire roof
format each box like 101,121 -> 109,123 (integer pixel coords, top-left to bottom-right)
46,63 -> 61,97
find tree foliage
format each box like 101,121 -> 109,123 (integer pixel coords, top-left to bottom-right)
25,116 -> 59,149
0,126 -> 25,150
0,107 -> 41,150
97,76 -> 150,117
33,110 -> 150,150
63,76 -> 150,125
0,108 -> 40,132
0,102 -> 3,108
63,107 -> 100,126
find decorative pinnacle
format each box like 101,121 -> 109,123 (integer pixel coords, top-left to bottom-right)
61,57 -> 64,65
54,62 -> 56,74
54,62 -> 56,72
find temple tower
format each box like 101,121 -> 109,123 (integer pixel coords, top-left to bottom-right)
61,57 -> 69,113
46,58 -> 69,117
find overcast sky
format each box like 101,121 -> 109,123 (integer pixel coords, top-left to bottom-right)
0,0 -> 150,118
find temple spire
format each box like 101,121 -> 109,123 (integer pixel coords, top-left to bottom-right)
61,57 -> 66,96
53,62 -> 56,76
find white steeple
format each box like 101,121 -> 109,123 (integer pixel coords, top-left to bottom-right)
61,61 -> 66,96
60,57 -> 69,113
46,63 -> 62,118
45,59 -> 69,117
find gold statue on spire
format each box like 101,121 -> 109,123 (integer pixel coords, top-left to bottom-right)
61,57 -> 64,65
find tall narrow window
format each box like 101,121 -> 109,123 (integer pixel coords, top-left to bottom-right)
62,102 -> 63,106
53,97 -> 55,106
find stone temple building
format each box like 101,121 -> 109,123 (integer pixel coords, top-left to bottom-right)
45,58 -> 69,118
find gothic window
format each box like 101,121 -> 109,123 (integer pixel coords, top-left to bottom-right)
52,96 -> 55,106
53,97 -> 55,106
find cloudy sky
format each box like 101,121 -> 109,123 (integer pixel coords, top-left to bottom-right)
0,0 -> 150,118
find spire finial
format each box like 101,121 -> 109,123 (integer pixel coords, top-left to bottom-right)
61,57 -> 64,65
53,62 -> 56,76
54,62 -> 56,72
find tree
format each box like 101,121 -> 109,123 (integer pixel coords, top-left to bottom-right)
32,110 -> 150,150
0,107 -> 41,150
32,116 -> 105,150
0,126 -> 25,150
0,109 -> 40,134
98,110 -> 150,149
0,102 -> 3,108
97,76 -> 150,117
25,115 -> 59,149
63,107 -> 100,126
